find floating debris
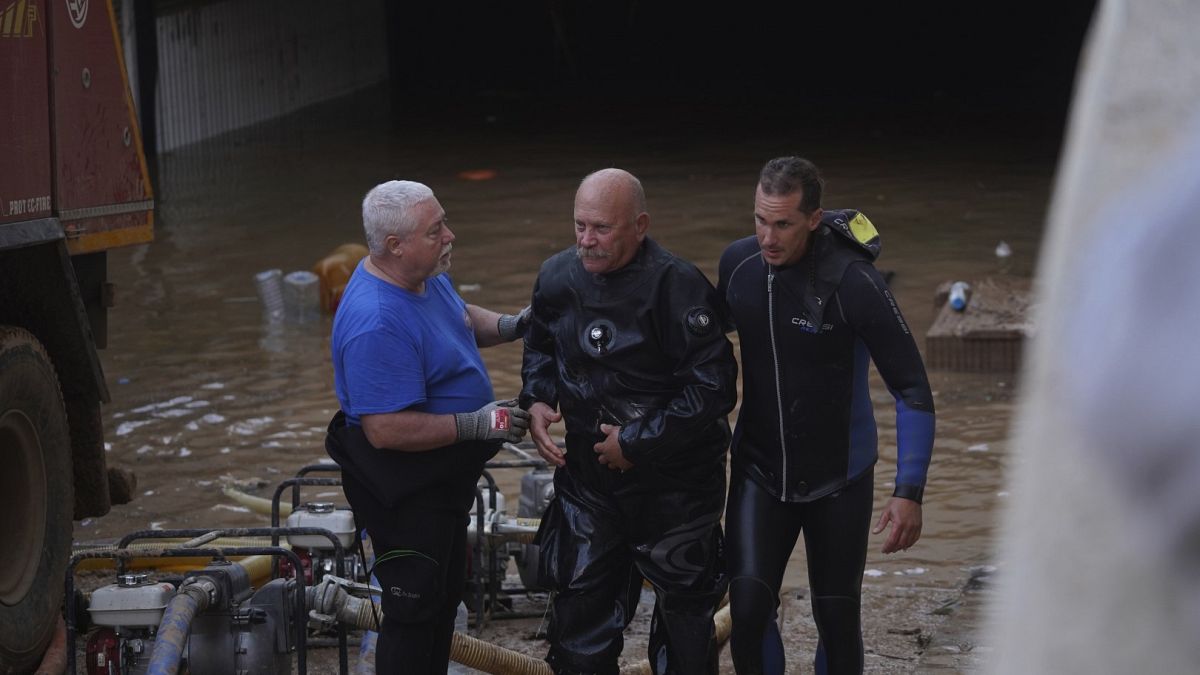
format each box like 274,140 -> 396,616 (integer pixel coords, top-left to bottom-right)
967,443 -> 990,452
116,419 -> 155,436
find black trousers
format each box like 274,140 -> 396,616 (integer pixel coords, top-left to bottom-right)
726,468 -> 874,675
537,467 -> 728,675
342,471 -> 473,675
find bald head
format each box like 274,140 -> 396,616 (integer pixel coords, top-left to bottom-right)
574,168 -> 650,275
577,169 -> 647,221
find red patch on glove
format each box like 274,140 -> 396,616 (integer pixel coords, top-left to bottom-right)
491,409 -> 510,431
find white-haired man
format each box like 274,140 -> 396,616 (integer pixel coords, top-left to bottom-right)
326,180 -> 530,673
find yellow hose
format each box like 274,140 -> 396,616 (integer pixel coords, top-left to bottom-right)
72,539 -> 281,587
222,485 -> 293,517
451,632 -> 553,675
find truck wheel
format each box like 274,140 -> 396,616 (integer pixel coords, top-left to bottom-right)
0,327 -> 74,672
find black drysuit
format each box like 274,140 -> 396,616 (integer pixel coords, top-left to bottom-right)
521,237 -> 738,675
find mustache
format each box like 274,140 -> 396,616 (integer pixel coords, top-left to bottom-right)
576,246 -> 610,260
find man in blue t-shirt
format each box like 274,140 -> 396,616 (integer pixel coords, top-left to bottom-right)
326,180 -> 530,674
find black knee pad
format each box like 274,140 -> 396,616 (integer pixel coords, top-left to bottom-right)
374,551 -> 443,624
729,576 -> 776,630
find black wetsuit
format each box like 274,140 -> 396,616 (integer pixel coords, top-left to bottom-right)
521,237 -> 738,675
716,210 -> 935,675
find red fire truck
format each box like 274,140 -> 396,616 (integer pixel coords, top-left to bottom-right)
1,0 -> 153,669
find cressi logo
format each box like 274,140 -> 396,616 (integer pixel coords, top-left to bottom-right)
64,0 -> 85,29
0,0 -> 39,38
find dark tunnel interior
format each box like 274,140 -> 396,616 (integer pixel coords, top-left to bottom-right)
381,1 -> 1099,140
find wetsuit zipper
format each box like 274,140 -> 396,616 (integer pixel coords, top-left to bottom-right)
767,271 -> 788,501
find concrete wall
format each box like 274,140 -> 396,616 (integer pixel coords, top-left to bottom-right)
122,0 -> 387,152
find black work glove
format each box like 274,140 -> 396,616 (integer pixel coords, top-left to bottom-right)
454,399 -> 531,443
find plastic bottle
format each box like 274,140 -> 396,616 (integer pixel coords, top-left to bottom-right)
949,281 -> 971,311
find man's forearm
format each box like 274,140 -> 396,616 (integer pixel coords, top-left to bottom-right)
467,304 -> 507,347
361,410 -> 458,451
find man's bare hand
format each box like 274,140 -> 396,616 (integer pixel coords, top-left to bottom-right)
529,402 -> 565,467
872,497 -> 923,554
595,424 -> 633,471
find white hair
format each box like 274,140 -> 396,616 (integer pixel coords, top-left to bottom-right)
361,180 -> 435,255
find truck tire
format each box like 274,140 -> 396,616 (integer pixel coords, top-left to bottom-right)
0,327 -> 74,673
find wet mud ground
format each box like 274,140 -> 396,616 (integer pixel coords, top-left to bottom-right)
70,87 -> 1057,672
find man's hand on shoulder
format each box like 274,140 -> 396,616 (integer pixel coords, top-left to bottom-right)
595,424 -> 633,472
497,305 -> 532,341
454,399 -> 531,443
872,496 -> 923,554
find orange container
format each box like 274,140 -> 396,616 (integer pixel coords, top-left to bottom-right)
313,244 -> 368,313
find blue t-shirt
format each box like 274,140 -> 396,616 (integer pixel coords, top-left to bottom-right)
331,262 -> 494,425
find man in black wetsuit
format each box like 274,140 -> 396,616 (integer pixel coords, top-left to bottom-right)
522,168 -> 738,675
717,157 -> 936,675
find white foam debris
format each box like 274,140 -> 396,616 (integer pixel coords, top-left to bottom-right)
115,419 -> 155,436
904,567 -> 927,575
201,382 -> 226,390
196,480 -> 213,487
202,413 -> 227,424
150,521 -> 165,530
104,442 -> 112,452
220,447 -> 232,454
997,491 -> 1010,497
154,408 -> 191,419
185,400 -> 210,409
261,441 -> 283,448
315,492 -> 339,498
864,569 -> 885,577
178,448 -> 192,457
229,417 -> 274,436
967,443 -> 990,452
132,396 -> 193,414
136,445 -> 153,455
184,421 -> 199,431
211,504 -> 251,513
143,490 -> 155,496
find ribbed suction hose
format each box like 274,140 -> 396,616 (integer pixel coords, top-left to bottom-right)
146,579 -> 216,675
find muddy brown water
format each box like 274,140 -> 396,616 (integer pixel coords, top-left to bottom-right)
75,90 -> 1053,606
